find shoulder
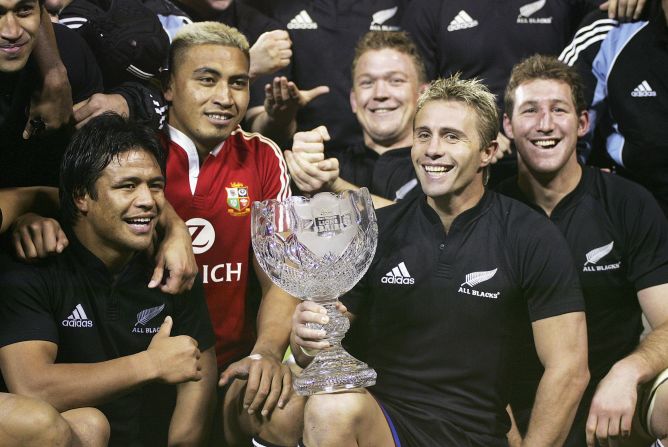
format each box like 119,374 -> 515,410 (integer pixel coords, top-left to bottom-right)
229,128 -> 284,158
587,167 -> 664,217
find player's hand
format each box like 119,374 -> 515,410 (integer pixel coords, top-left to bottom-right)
147,316 -> 202,383
600,0 -> 645,21
149,219 -> 197,294
284,150 -> 339,194
585,363 -> 639,446
291,301 -> 347,350
218,352 -> 292,417
491,132 -> 512,164
264,77 -> 329,121
249,30 -> 292,79
73,93 -> 129,128
23,68 -> 73,139
12,213 -> 68,260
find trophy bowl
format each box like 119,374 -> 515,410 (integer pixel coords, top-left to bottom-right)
251,188 -> 378,396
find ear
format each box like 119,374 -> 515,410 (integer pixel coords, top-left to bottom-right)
74,192 -> 90,216
502,113 -> 515,140
577,109 -> 590,137
480,140 -> 499,168
350,89 -> 358,114
418,82 -> 429,94
163,75 -> 174,102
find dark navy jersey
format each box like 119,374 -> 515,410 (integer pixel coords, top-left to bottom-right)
263,0 -> 406,151
560,7 -> 668,208
498,167 -> 668,381
0,234 -> 215,447
336,143 -> 417,201
341,190 -> 584,443
403,0 -> 599,113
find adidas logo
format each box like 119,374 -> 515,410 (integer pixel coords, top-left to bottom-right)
381,262 -> 414,285
631,81 -> 657,97
447,10 -> 478,32
287,10 -> 318,30
62,304 -> 93,328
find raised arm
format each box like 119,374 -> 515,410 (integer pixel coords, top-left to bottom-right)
523,311 -> 590,447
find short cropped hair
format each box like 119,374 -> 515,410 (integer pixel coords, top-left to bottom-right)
504,54 -> 587,117
416,74 -> 499,151
168,21 -> 250,74
59,113 -> 166,226
351,31 -> 427,84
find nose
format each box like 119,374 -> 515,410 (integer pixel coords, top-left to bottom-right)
212,82 -> 234,107
0,14 -> 23,41
372,79 -> 389,99
537,109 -> 555,132
424,134 -> 442,158
134,184 -> 156,210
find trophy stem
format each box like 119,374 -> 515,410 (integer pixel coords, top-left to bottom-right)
293,298 -> 377,396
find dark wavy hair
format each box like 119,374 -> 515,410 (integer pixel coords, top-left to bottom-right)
59,113 -> 166,226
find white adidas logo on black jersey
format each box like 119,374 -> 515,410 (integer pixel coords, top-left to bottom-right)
381,262 -> 414,285
631,81 -> 657,97
62,304 -> 93,328
287,10 -> 318,29
447,10 -> 478,32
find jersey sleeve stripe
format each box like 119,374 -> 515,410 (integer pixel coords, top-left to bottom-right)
237,129 -> 291,201
559,19 -> 616,65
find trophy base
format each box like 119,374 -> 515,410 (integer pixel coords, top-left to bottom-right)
293,347 -> 377,396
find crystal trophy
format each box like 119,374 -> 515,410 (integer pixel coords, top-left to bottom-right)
251,188 -> 378,396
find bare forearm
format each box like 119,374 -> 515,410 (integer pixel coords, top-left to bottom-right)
331,178 -> 394,209
254,290 -> 299,360
523,365 -> 589,446
35,8 -> 66,77
9,352 -> 154,412
169,348 -> 217,446
0,187 -> 59,233
619,320 -> 668,384
246,108 -> 296,147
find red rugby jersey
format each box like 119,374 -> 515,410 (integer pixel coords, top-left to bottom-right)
165,125 -> 291,367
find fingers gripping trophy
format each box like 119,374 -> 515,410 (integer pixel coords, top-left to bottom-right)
251,188 -> 378,395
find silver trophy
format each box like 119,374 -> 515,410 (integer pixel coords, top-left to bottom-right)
251,188 -> 378,396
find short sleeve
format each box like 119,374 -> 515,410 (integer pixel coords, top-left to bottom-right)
172,277 -> 216,351
0,257 -> 60,347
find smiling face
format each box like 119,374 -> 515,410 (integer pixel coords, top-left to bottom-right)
503,79 -> 588,177
351,48 -> 421,152
74,149 -> 165,270
0,0 -> 40,73
412,100 -> 496,206
165,44 -> 249,155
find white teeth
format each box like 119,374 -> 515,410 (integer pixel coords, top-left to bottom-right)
424,165 -> 451,173
372,108 -> 394,113
534,139 -> 557,148
207,114 -> 231,120
127,218 -> 151,224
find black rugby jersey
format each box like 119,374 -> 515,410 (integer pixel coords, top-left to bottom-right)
0,234 -> 215,447
264,0 -> 406,151
342,190 -> 584,444
336,143 -> 417,201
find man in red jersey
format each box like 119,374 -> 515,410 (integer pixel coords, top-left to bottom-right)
163,21 -> 302,447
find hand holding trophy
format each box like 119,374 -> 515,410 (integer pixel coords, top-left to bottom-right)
251,188 -> 378,395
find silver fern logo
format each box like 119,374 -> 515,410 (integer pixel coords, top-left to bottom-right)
517,0 -> 551,23
584,241 -> 614,265
135,304 -> 165,327
370,6 -> 400,30
583,241 -> 621,272
458,268 -> 500,299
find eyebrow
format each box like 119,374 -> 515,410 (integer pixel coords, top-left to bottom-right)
112,175 -> 165,184
0,0 -> 36,12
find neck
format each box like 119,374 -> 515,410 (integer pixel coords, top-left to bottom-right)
73,224 -> 134,273
427,179 -> 485,233
363,132 -> 412,155
517,159 -> 582,216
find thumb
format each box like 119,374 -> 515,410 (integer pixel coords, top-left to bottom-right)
314,125 -> 331,142
302,85 -> 330,104
148,256 -> 165,289
156,316 -> 173,337
22,120 -> 34,140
